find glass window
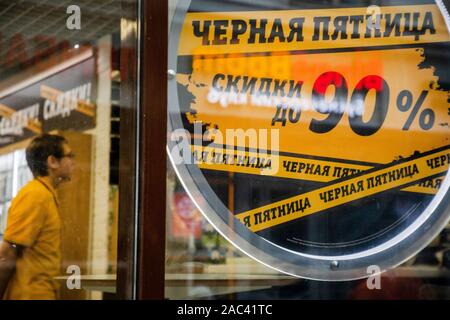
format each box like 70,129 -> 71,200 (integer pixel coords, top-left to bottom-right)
0,0 -> 139,300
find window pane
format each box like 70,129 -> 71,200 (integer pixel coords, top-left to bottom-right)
0,0 -> 138,300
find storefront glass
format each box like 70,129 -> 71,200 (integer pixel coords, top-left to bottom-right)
0,0 -> 139,299
166,0 -> 450,299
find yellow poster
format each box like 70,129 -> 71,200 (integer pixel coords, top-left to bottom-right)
169,1 -> 450,279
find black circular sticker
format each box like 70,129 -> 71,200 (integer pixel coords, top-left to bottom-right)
168,0 -> 450,280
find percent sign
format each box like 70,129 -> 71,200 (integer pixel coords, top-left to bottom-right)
396,90 -> 435,131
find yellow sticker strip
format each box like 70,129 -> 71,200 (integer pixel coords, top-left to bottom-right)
192,145 -> 442,194
233,146 -> 449,232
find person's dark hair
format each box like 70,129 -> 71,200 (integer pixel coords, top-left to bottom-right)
26,134 -> 68,177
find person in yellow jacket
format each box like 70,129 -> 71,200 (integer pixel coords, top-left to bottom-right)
0,134 -> 75,300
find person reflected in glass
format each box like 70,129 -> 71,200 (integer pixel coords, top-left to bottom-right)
0,134 -> 75,300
